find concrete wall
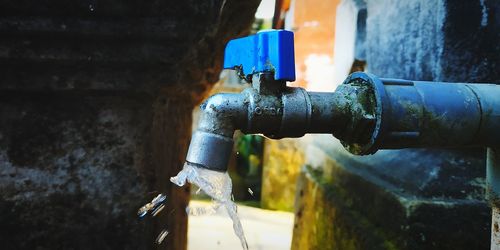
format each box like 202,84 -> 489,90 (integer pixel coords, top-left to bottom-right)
261,138 -> 304,211
365,0 -> 499,82
0,1 -> 260,249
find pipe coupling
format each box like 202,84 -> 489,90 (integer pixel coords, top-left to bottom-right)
278,87 -> 312,138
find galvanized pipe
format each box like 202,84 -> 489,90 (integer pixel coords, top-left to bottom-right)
186,72 -> 500,172
186,92 -> 245,171
186,73 -> 342,171
337,72 -> 500,154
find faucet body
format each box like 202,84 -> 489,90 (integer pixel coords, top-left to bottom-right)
187,73 -> 341,171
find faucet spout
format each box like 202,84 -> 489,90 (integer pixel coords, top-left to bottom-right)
186,92 -> 247,171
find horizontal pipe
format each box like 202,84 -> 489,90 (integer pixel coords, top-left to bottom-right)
187,72 -> 500,171
343,73 -> 500,153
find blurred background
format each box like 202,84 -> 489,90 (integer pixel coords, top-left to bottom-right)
0,0 -> 499,249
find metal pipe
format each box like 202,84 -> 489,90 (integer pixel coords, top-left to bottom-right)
338,72 -> 500,154
186,73 -> 342,171
186,71 -> 500,172
186,92 -> 246,171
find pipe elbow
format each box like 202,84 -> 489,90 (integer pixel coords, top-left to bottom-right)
197,93 -> 246,137
186,92 -> 247,172
200,93 -> 229,117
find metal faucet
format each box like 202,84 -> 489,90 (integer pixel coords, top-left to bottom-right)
186,30 -> 500,171
185,29 -> 500,249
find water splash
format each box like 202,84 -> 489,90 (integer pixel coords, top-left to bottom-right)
171,162 -> 249,250
156,229 -> 169,244
186,202 -> 220,216
137,193 -> 167,218
151,204 -> 165,217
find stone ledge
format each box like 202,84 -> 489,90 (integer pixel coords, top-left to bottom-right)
292,135 -> 490,250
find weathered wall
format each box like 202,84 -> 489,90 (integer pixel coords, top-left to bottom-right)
294,137 -> 489,250
292,0 -> 500,249
365,0 -> 499,82
291,0 -> 340,91
0,1 -> 260,249
261,138 -> 304,211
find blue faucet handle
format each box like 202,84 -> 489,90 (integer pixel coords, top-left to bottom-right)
223,29 -> 296,82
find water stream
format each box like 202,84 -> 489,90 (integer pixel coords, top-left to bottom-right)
170,162 -> 249,250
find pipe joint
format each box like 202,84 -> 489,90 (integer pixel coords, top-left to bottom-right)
277,87 -> 312,138
186,92 -> 247,171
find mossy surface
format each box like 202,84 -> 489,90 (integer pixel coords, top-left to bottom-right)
292,163 -> 405,250
261,138 -> 305,211
291,140 -> 489,250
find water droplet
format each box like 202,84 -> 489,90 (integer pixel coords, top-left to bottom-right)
152,204 -> 165,217
155,229 -> 169,244
152,194 -> 167,205
137,210 -> 147,218
248,188 -> 253,196
137,193 -> 167,218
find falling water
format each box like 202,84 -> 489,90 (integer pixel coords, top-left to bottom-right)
170,162 -> 249,250
156,229 -> 169,244
138,193 -> 170,244
138,193 -> 167,218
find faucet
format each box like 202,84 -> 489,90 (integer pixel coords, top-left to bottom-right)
186,30 -> 376,171
185,29 -> 500,249
186,29 -> 500,171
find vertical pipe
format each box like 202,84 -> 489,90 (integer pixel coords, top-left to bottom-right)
488,147 -> 500,250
